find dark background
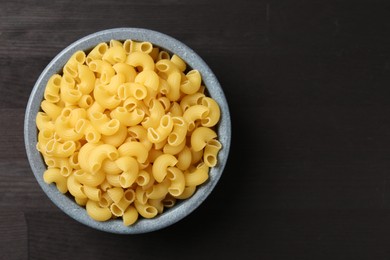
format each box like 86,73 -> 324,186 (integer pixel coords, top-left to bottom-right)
2,0 -> 390,259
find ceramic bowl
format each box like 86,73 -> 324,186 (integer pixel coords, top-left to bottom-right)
24,28 -> 231,234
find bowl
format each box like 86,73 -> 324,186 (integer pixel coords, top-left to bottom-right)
24,28 -> 231,234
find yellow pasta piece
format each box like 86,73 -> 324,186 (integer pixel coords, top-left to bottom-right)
83,185 -> 102,201
170,54 -> 186,72
142,98 -> 165,129
77,64 -> 95,94
86,42 -> 108,64
110,107 -> 145,127
135,70 -> 160,91
102,45 -> 126,65
147,114 -> 174,143
176,146 -> 192,171
64,50 -> 85,78
168,116 -> 188,146
118,141 -> 148,163
157,50 -> 170,61
134,200 -> 158,219
146,179 -> 171,200
173,186 -> 196,199
40,100 -> 62,121
163,138 -> 186,155
74,169 -> 106,187
167,167 -> 185,197
113,63 -> 137,82
152,154 -> 178,183
203,139 -> 222,167
36,112 -> 55,132
86,200 -> 112,221
43,168 -> 68,194
88,60 -> 115,84
126,51 -> 155,71
117,82 -> 147,101
88,144 -> 119,173
184,163 -> 209,186
201,97 -> 221,127
123,205 -> 139,226
180,93 -> 205,112
67,173 -> 87,199
44,74 -> 61,103
100,124 -> 128,148
166,71 -> 181,101
107,187 -> 124,204
190,127 -> 217,152
183,105 -> 209,132
89,111 -> 120,136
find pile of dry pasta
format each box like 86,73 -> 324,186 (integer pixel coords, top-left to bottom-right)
36,39 -> 221,226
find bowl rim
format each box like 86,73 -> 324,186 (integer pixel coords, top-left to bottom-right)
24,27 -> 231,234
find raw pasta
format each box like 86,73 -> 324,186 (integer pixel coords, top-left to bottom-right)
36,39 -> 222,226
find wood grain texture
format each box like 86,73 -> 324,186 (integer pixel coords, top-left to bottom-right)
0,211 -> 28,260
3,0 -> 390,259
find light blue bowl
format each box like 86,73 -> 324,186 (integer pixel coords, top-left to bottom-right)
24,28 -> 231,234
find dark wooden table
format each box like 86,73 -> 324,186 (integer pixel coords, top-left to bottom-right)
2,0 -> 390,259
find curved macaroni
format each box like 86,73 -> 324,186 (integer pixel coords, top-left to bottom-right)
43,168 -> 68,194
183,105 -> 209,132
167,167 -> 185,197
190,127 -> 217,152
184,162 -> 210,186
126,51 -> 155,71
118,141 -> 148,163
152,154 -> 178,183
86,200 -> 112,222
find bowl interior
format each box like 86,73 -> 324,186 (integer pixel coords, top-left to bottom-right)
24,28 -> 231,234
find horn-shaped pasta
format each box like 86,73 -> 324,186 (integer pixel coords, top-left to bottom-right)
88,60 -> 115,84
83,185 -> 102,201
88,144 -> 118,173
152,154 -> 178,183
113,63 -> 137,82
146,179 -> 171,200
74,169 -> 106,186
43,168 -> 68,194
184,162 -> 209,186
89,111 -> 120,136
118,141 -> 148,163
86,200 -> 112,222
147,114 -> 174,143
44,74 -> 61,103
77,64 -> 95,94
67,173 -> 87,199
110,107 -> 145,127
166,71 -> 181,101
123,206 -> 138,226
170,54 -> 186,72
168,116 -> 188,146
190,127 -> 217,152
167,167 -> 185,197
102,45 -> 126,65
117,82 -> 147,100
180,70 -> 201,94
135,70 -> 160,91
183,105 -> 209,131
126,51 -> 155,71
134,200 -> 158,219
86,42 -> 108,64
203,139 -> 222,167
41,100 -> 63,120
201,97 -> 221,127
